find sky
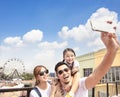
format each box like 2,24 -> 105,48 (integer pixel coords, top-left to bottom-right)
0,0 -> 120,74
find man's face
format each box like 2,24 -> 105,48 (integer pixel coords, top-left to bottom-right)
56,64 -> 71,84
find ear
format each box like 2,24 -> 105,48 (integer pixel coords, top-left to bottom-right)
55,73 -> 60,80
55,72 -> 58,77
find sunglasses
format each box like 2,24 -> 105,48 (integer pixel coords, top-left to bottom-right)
57,68 -> 70,75
39,69 -> 49,76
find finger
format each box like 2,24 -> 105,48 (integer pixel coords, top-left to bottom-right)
101,32 -> 107,39
107,21 -> 112,24
108,33 -> 113,38
113,26 -> 116,30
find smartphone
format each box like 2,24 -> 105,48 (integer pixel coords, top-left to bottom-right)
90,20 -> 116,33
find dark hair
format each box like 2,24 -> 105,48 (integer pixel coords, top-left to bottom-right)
55,61 -> 70,72
63,48 -> 76,58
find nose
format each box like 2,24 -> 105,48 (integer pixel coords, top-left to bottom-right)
62,71 -> 68,75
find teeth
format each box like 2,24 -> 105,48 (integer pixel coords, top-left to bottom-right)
64,76 -> 68,79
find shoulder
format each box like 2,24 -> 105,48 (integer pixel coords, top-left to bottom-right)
79,77 -> 87,89
30,87 -> 39,97
47,82 -> 51,89
74,60 -> 79,64
75,77 -> 88,97
73,60 -> 80,67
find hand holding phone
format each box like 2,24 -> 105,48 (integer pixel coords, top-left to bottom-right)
90,20 -> 117,33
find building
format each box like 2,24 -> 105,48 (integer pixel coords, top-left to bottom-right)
76,48 -> 120,97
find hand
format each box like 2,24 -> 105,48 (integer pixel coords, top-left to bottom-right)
112,33 -> 120,47
51,78 -> 59,93
54,87 -> 64,97
71,67 -> 79,75
51,78 -> 64,97
101,32 -> 120,52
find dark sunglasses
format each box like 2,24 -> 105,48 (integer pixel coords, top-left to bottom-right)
57,68 -> 70,75
39,69 -> 49,76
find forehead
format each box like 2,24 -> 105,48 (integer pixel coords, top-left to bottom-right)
65,51 -> 74,55
40,67 -> 46,71
57,65 -> 68,71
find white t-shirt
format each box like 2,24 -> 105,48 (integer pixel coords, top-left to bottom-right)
75,77 -> 88,97
29,83 -> 51,97
73,60 -> 80,68
64,59 -> 80,69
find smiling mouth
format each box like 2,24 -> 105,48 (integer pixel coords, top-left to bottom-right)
64,76 -> 69,79
64,81 -> 69,84
43,76 -> 48,79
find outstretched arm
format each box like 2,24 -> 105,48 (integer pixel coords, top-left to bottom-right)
86,32 -> 120,89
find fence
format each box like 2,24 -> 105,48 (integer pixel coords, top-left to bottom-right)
0,82 -> 119,97
92,82 -> 120,97
0,87 -> 33,97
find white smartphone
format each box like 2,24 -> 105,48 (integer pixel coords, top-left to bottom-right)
90,20 -> 116,33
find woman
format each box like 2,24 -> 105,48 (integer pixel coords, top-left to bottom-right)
29,65 -> 51,97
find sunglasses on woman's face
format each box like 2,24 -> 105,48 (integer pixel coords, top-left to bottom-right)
57,68 -> 70,75
39,69 -> 49,76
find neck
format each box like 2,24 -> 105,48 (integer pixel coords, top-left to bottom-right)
61,81 -> 70,86
38,81 -> 48,90
61,77 -> 73,92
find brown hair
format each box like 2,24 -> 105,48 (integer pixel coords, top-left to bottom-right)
33,65 -> 48,85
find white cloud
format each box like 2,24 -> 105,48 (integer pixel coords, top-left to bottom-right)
59,7 -> 119,41
34,50 -> 58,72
89,7 -> 118,22
32,41 -> 68,71
87,37 -> 104,51
4,36 -> 21,44
58,25 -> 90,41
116,21 -> 120,35
38,41 -> 68,49
0,45 -> 11,51
23,29 -> 43,43
3,36 -> 24,47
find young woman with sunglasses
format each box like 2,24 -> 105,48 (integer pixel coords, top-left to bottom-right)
29,65 -> 51,97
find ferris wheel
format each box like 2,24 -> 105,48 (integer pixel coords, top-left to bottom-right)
3,58 -> 25,76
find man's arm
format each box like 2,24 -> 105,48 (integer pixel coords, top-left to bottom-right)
85,32 -> 120,89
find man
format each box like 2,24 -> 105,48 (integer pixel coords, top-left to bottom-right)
50,32 -> 120,97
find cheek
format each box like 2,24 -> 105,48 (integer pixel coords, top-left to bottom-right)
36,76 -> 39,80
57,74 -> 62,79
65,57 -> 70,61
37,75 -> 42,81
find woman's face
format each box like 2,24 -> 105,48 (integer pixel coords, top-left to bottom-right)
37,67 -> 49,82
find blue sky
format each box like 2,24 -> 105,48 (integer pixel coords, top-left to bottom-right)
0,0 -> 120,73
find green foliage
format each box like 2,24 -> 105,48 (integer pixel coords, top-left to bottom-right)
22,73 -> 34,80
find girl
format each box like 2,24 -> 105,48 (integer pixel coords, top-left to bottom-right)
63,48 -> 80,97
